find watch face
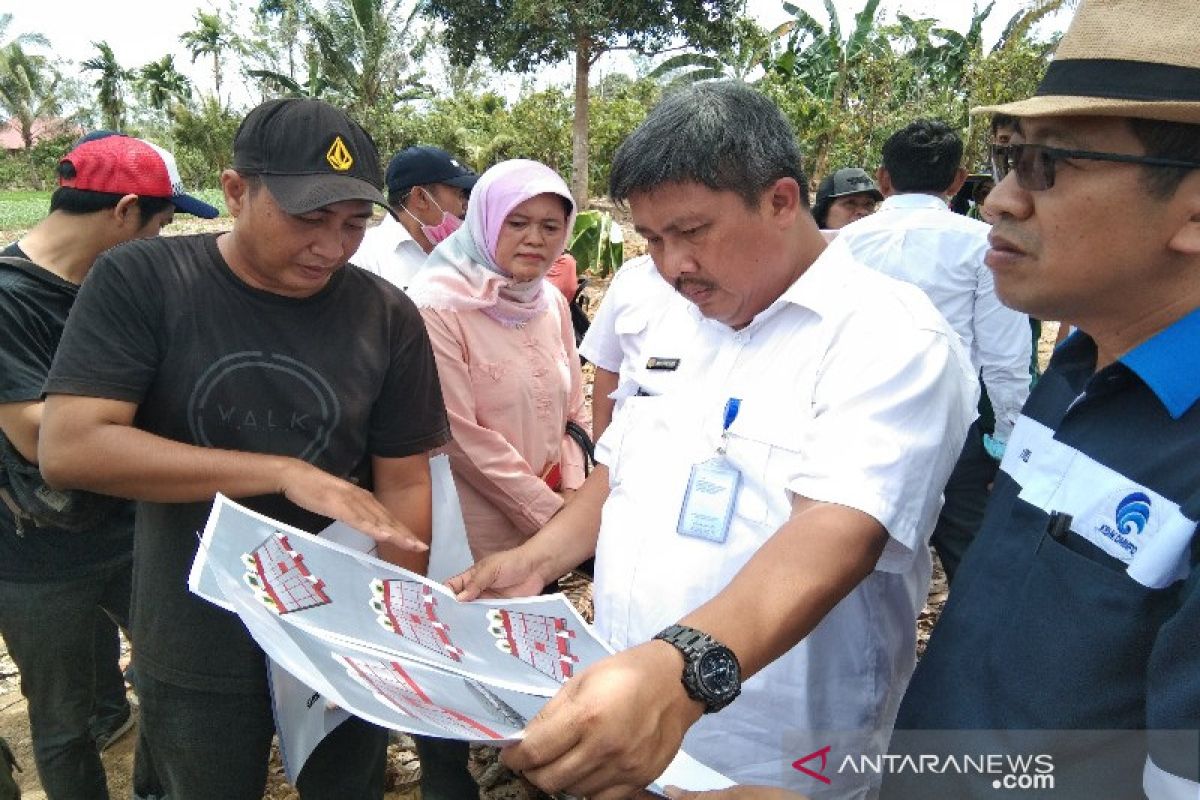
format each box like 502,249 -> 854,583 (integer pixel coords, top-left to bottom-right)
696,648 -> 740,699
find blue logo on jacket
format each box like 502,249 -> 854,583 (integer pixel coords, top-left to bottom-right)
1115,492 -> 1152,536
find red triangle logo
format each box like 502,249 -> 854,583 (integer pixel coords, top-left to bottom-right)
792,745 -> 833,785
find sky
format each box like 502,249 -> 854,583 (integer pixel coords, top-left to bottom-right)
5,0 -> 1071,102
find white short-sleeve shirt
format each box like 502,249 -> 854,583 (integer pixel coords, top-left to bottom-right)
578,255 -> 676,380
592,245 -> 977,796
350,213 -> 429,290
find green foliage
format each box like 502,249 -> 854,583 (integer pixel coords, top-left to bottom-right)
0,189 -> 52,229
171,97 -> 242,188
1,0 -> 1067,214
180,10 -> 237,98
568,210 -> 623,278
426,0 -> 740,75
757,0 -> 1055,186
424,0 -> 740,203
588,78 -> 658,194
647,16 -> 775,87
81,42 -> 133,131
0,41 -> 63,148
251,0 -> 430,120
0,130 -> 75,191
136,55 -> 192,121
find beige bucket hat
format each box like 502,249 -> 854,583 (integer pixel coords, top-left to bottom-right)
973,0 -> 1200,123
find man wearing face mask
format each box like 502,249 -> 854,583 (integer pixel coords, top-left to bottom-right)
352,145 -> 478,289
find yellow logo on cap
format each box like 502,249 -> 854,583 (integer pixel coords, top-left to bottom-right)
326,136 -> 353,171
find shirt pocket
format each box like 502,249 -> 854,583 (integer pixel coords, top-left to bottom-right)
993,520 -> 1179,725
722,404 -> 806,527
468,357 -> 514,418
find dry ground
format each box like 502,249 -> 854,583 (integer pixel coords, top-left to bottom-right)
0,212 -> 1060,798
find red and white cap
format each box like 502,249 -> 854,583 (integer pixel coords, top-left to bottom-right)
58,133 -> 219,218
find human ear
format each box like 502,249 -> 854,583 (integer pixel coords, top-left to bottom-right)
876,168 -> 894,197
221,170 -> 247,217
945,167 -> 969,197
112,194 -> 140,229
767,177 -> 802,225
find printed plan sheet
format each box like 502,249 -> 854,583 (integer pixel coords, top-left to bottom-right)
190,493 -> 733,793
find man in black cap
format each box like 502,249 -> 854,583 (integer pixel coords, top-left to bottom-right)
810,167 -> 882,230
38,99 -> 451,799
352,145 -> 477,289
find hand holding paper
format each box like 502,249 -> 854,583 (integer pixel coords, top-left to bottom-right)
448,545 -> 549,601
502,639 -> 706,800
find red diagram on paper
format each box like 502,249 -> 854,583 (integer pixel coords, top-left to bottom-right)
241,532 -> 330,614
486,608 -> 579,682
340,655 -> 502,740
370,579 -> 463,661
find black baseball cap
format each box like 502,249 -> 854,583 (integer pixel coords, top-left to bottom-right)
815,168 -> 884,207
385,146 -> 478,197
232,98 -> 387,214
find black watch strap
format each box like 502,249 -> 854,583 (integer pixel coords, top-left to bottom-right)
653,623 -> 742,713
654,623 -> 719,657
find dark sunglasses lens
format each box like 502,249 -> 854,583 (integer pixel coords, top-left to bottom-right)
992,146 -> 1011,182
993,145 -> 1052,191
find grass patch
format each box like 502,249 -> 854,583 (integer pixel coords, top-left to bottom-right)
0,188 -> 229,239
0,190 -> 52,229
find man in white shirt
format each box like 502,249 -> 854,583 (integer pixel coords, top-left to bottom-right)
351,145 -> 476,289
835,118 -> 1032,583
577,255 -> 677,439
450,82 -> 977,798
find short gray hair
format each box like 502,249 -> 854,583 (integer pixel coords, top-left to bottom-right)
609,81 -> 808,208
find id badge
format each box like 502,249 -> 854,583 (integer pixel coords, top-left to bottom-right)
676,456 -> 741,543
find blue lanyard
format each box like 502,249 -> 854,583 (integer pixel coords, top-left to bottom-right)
723,398 -> 742,432
717,398 -> 741,454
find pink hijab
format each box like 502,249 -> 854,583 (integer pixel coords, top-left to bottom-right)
407,159 -> 576,327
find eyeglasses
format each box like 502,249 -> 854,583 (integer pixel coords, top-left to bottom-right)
991,143 -> 1200,191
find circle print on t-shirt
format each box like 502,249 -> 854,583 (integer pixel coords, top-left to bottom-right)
186,351 -> 341,462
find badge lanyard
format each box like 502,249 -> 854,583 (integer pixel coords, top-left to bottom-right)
676,398 -> 743,543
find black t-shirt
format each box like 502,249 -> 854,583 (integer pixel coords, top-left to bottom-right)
0,242 -> 134,582
45,233 -> 450,693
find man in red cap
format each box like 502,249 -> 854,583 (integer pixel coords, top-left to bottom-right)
37,99 -> 450,800
0,131 -> 216,799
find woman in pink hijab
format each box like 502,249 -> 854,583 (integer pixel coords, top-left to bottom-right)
407,160 -> 590,561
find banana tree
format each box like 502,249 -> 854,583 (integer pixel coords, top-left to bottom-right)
647,17 -> 784,89
568,211 -> 624,278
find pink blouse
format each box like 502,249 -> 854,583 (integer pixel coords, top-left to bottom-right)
420,290 -> 590,560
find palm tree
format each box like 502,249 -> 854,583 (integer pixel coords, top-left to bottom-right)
180,10 -> 233,99
256,0 -> 307,82
306,0 -> 430,116
81,41 -> 131,131
0,13 -> 49,51
137,55 -> 192,121
0,41 -> 62,148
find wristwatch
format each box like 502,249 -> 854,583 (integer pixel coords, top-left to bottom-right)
653,624 -> 742,714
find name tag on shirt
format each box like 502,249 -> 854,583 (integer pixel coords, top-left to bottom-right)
676,457 -> 741,544
646,357 -> 681,371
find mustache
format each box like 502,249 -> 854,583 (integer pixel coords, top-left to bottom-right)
675,277 -> 717,293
